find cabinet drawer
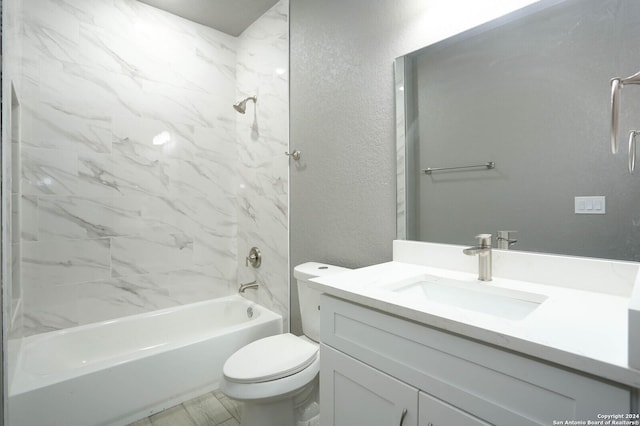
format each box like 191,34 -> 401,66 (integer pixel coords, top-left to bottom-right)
320,295 -> 630,425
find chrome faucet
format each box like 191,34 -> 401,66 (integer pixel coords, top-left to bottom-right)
463,234 -> 492,281
239,280 -> 259,293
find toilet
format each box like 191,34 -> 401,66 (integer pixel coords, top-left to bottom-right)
220,262 -> 350,426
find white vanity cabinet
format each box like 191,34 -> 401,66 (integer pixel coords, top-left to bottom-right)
419,392 -> 491,426
322,343 -> 493,426
319,295 -> 632,426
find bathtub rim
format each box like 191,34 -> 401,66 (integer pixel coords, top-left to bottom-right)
9,294 -> 282,396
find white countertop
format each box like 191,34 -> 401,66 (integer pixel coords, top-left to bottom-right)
310,245 -> 640,388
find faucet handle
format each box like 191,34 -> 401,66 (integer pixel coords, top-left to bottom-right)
475,234 -> 492,247
497,230 -> 518,249
245,247 -> 262,268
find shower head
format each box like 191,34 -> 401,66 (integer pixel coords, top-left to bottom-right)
233,96 -> 257,114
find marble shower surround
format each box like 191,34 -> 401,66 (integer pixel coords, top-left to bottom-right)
15,0 -> 289,335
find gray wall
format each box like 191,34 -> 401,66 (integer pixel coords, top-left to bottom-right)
289,0 -> 539,333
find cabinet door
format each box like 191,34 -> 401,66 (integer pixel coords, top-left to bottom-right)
321,344 -> 418,426
419,392 -> 490,426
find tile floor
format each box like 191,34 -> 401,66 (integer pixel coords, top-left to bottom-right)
128,390 -> 241,426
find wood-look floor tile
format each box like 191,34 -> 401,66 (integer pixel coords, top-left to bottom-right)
183,392 -> 233,425
128,390 -> 243,426
148,405 -> 196,426
128,417 -> 153,426
212,390 -> 242,421
217,417 -> 240,426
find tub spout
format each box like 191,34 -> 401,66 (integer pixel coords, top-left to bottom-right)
239,280 -> 259,293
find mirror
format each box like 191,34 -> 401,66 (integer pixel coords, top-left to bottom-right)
396,0 -> 640,262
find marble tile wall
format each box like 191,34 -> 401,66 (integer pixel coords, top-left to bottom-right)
235,0 -> 289,330
12,0 -> 289,336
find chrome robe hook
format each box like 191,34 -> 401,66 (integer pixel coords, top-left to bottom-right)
285,150 -> 301,160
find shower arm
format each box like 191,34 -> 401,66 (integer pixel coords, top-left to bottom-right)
610,71 -> 640,154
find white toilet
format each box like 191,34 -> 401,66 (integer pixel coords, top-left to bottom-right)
220,262 -> 350,426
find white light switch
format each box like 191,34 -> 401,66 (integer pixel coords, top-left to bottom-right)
575,196 -> 606,214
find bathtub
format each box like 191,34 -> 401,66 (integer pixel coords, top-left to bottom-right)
8,295 -> 282,426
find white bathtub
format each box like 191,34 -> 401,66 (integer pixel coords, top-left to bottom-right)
8,295 -> 282,426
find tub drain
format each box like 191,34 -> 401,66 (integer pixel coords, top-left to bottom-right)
247,306 -> 254,318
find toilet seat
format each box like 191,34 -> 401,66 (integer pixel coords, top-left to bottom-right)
220,333 -> 320,401
223,333 -> 318,383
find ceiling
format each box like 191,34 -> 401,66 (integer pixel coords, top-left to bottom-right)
138,0 -> 280,36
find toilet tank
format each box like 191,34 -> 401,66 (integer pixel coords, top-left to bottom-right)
294,262 -> 351,342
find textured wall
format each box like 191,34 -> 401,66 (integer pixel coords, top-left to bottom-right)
14,0 -> 289,336
289,0 -> 540,334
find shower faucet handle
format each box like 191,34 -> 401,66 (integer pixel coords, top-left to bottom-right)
245,247 -> 262,268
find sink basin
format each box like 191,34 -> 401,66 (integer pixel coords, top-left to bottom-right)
387,274 -> 547,320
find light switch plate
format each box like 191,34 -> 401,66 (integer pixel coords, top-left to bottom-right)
574,196 -> 606,214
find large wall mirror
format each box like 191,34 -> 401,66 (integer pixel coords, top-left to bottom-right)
396,0 -> 640,262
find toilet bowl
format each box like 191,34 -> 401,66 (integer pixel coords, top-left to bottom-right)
220,262 -> 350,426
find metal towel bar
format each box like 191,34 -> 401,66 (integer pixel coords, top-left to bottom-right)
422,161 -> 495,175
610,70 -> 640,154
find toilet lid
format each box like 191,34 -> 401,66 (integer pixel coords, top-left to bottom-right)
223,333 -> 319,384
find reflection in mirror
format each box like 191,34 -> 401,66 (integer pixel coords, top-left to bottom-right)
396,0 -> 640,261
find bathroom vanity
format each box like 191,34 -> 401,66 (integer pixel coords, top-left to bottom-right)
310,241 -> 640,426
